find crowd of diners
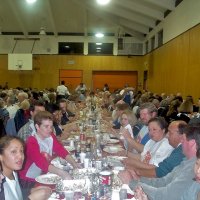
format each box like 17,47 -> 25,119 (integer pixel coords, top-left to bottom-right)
0,82 -> 200,200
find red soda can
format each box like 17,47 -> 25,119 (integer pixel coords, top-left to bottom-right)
99,171 -> 112,186
80,132 -> 85,141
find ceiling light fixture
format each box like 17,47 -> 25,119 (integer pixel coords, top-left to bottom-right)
96,43 -> 102,45
26,0 -> 37,4
96,0 -> 111,5
95,33 -> 104,38
96,47 -> 101,50
39,27 -> 46,35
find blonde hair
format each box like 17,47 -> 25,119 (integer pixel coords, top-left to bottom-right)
178,99 -> 193,113
120,110 -> 137,126
20,99 -> 30,110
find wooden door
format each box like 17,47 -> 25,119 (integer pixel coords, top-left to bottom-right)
59,70 -> 82,92
92,71 -> 138,92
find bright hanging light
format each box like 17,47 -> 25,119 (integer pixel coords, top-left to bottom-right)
96,43 -> 102,45
96,0 -> 111,5
95,33 -> 104,38
96,47 -> 102,50
26,0 -> 37,4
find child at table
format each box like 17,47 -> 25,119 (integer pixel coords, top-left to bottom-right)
119,110 -> 137,138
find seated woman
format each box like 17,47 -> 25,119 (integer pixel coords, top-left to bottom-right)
121,117 -> 173,170
0,135 -> 52,200
19,111 -> 79,187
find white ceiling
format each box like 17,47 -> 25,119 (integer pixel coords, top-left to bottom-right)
0,0 -> 181,41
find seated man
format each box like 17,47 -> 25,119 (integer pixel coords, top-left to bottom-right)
122,103 -> 158,154
121,123 -> 199,200
58,98 -> 75,125
119,120 -> 186,179
19,111 -> 79,185
18,100 -> 45,141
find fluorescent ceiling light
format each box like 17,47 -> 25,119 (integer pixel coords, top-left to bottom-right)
96,43 -> 102,45
96,0 -> 111,5
65,46 -> 70,48
95,33 -> 104,38
96,47 -> 101,50
26,0 -> 37,4
96,50 -> 101,52
39,27 -> 46,35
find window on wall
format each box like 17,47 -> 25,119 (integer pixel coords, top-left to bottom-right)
88,43 -> 113,55
151,36 -> 155,51
58,42 -> 84,54
158,30 -> 163,47
145,41 -> 149,54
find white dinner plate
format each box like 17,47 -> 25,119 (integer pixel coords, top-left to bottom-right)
35,173 -> 61,185
103,146 -> 124,154
107,156 -> 127,161
106,139 -> 120,144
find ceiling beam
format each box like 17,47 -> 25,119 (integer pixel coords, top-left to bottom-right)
6,0 -> 28,37
143,0 -> 175,11
72,0 -> 145,40
114,0 -> 164,20
120,26 -> 145,41
44,0 -> 58,36
94,4 -> 155,28
119,18 -> 149,34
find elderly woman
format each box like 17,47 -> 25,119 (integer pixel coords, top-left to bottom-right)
121,117 -> 173,170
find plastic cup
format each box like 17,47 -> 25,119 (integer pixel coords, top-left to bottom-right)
80,152 -> 86,163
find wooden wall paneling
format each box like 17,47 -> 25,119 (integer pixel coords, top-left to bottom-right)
186,25 -> 200,101
146,30 -> 190,98
0,55 -> 143,90
92,71 -> 138,92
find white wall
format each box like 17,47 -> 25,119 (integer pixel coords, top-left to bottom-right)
0,35 -> 118,55
144,0 -> 200,53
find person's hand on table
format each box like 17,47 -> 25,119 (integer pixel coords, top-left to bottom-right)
127,169 -> 140,180
28,186 -> 52,200
56,168 -> 72,180
118,170 -> 133,184
121,129 -> 132,140
121,157 -> 132,166
134,186 -> 149,200
73,162 -> 82,169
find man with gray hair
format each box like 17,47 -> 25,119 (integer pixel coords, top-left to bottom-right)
123,102 -> 158,154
